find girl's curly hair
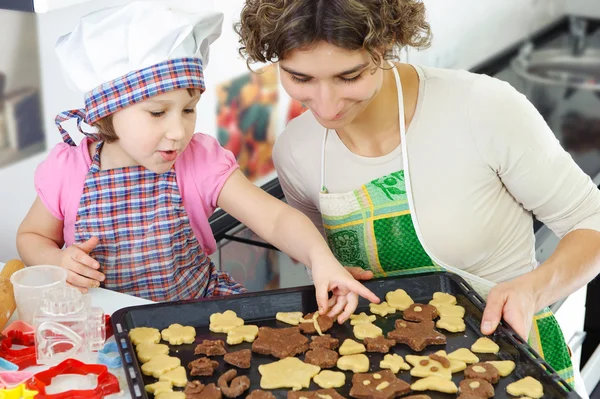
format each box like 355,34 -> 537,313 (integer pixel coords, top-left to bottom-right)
235,0 -> 432,67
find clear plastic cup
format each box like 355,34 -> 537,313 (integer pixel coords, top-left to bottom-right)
9,265 -> 67,325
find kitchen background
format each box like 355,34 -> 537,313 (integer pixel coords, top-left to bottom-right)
1,0 -> 599,396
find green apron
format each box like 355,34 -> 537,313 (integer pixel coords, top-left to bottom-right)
318,64 -> 574,387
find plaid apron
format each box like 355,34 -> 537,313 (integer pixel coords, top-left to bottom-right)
73,141 -> 245,302
318,64 -> 574,386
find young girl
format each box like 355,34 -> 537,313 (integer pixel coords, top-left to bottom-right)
16,1 -> 378,323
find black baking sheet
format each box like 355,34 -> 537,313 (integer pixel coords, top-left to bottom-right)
112,272 -> 579,398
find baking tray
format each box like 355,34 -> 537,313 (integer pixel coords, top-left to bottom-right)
112,272 -> 580,398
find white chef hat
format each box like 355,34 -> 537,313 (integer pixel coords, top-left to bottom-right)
54,0 -> 224,145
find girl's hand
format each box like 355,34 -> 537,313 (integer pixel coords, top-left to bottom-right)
58,236 -> 105,293
311,259 -> 380,324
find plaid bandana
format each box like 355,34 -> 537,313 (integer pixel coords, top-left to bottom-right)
55,57 -> 205,146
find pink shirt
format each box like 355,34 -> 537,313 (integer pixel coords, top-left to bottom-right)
34,134 -> 238,255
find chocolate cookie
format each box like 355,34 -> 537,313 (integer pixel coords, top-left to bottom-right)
387,320 -> 446,352
364,336 -> 396,353
188,357 -> 219,376
458,378 -> 495,399
298,313 -> 334,334
252,326 -> 309,358
403,303 -> 439,322
349,370 -> 411,399
247,390 -> 276,399
288,389 -> 347,399
217,369 -> 250,398
464,363 -> 501,384
304,347 -> 339,368
224,349 -> 251,369
194,340 -> 226,356
184,381 -> 222,399
310,334 -> 340,350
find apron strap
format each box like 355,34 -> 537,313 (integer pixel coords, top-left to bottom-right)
320,129 -> 329,192
55,109 -> 99,146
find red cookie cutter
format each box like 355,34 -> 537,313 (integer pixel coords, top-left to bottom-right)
0,331 -> 37,370
104,315 -> 113,341
26,358 -> 120,399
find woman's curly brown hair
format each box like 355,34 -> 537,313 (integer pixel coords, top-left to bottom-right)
235,0 -> 432,67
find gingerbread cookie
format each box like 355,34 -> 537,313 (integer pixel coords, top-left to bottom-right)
350,312 -> 377,325
224,349 -> 251,369
258,357 -> 321,390
380,354 -> 410,373
339,339 -> 366,355
210,310 -> 244,333
129,327 -> 161,345
448,348 -> 479,364
287,389 -> 346,399
247,390 -> 275,399
471,337 -> 499,354
364,336 -> 396,353
405,355 -> 452,380
458,378 -> 495,399
337,354 -> 369,373
486,360 -> 515,377
145,381 -> 173,395
385,289 -> 414,310
188,357 -> 219,376
506,376 -> 543,398
195,340 -> 227,356
227,325 -> 259,345
252,326 -> 309,358
161,323 -> 196,345
464,363 -> 501,384
369,302 -> 396,317
137,342 -> 170,363
141,355 -> 181,378
217,369 -> 250,398
305,347 -> 339,369
159,366 -> 187,387
403,304 -> 438,322
310,334 -> 340,350
387,320 -> 446,352
276,311 -> 304,326
411,376 -> 458,394
299,312 -> 334,335
353,323 -> 383,340
349,370 -> 411,399
313,370 -> 346,389
436,316 -> 466,333
184,381 -> 222,399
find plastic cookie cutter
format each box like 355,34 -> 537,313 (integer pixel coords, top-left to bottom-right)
97,342 -> 122,369
0,358 -> 18,373
0,334 -> 37,370
1,322 -> 34,339
0,371 -> 34,389
25,358 -> 120,399
0,383 -> 38,399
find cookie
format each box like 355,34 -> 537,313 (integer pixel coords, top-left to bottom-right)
429,353 -> 451,368
364,336 -> 396,353
436,316 -> 466,333
458,378 -> 495,399
313,370 -> 346,389
129,327 -> 161,345
431,292 -> 457,305
276,311 -> 305,326
210,310 -> 244,333
156,393 -> 185,399
188,357 -> 219,376
353,323 -> 383,340
350,312 -> 377,325
288,389 -> 346,399
195,340 -> 227,356
247,390 -> 275,399
305,347 -> 339,369
434,304 -> 466,318
448,348 -> 479,364
379,354 -> 410,373
486,360 -> 515,377
299,312 -> 334,335
411,376 -> 458,394
387,320 -> 446,352
403,304 -> 438,322
258,357 -> 321,390
224,349 -> 251,369
145,381 -> 173,395
405,355 -> 452,380
369,302 -> 396,317
506,376 -> 543,399
252,326 -> 309,358
227,325 -> 259,345
349,370 -> 411,399
217,369 -> 250,398
464,363 -> 501,384
137,342 -> 170,363
471,337 -> 499,354
339,339 -> 366,355
337,354 -> 369,373
434,350 -> 466,373
184,381 -> 222,399
158,366 -> 187,387
161,323 -> 196,345
310,334 -> 340,350
402,396 -> 432,399
385,289 -> 414,310
141,355 -> 181,378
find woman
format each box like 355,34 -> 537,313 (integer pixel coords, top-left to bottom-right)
235,0 -> 600,394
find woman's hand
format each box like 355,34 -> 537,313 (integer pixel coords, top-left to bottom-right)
344,267 -> 374,281
480,276 -> 538,340
57,236 -> 105,293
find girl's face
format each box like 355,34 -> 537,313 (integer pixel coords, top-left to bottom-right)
279,41 -> 384,130
111,89 -> 200,174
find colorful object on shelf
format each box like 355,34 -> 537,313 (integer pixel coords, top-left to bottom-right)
26,358 -> 120,399
97,342 -> 122,369
0,371 -> 34,389
0,334 -> 37,370
0,383 -> 38,399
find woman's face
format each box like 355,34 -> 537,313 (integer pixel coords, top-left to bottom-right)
279,41 -> 384,130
